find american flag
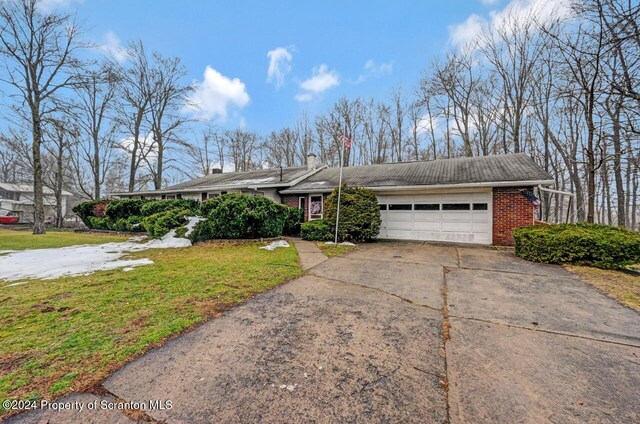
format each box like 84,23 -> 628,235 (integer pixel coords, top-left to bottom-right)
343,135 -> 351,150
521,190 -> 541,207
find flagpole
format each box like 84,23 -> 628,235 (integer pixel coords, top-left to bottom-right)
334,130 -> 345,244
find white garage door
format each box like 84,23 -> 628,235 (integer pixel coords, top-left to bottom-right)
377,192 -> 492,244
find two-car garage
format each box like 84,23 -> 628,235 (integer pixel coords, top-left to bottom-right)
376,191 -> 492,244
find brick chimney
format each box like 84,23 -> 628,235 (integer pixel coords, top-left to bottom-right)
306,153 -> 317,171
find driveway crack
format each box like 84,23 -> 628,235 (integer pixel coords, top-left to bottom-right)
306,273 -> 442,313
448,314 -> 640,349
441,267 -> 451,424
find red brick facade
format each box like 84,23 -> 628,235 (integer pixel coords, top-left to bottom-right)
281,194 -> 327,222
492,186 -> 535,246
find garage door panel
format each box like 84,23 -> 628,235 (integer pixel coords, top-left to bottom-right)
413,211 -> 441,221
443,221 -> 473,231
442,212 -> 473,222
387,229 -> 413,239
413,221 -> 441,231
377,192 -> 491,245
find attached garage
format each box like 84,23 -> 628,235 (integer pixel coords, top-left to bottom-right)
278,154 -> 555,246
377,191 -> 492,244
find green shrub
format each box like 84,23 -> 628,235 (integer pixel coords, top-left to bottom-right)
195,194 -> 286,240
112,215 -> 145,232
87,216 -> 112,230
513,223 -> 640,269
72,201 -> 102,225
140,199 -> 200,216
189,219 -> 215,243
142,208 -> 191,238
105,199 -> 149,220
324,185 -> 381,242
282,206 -> 303,236
301,219 -> 333,241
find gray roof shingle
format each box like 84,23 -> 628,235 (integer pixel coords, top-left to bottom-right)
112,166 -> 316,195
281,154 -> 552,193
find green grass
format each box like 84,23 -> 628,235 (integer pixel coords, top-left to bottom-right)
0,228 -> 128,251
315,242 -> 356,258
0,241 -> 302,414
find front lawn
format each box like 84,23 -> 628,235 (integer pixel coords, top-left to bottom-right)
568,265 -> 640,312
0,241 -> 301,415
0,228 -> 128,251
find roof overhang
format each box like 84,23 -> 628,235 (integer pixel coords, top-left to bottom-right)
280,179 -> 556,194
110,165 -> 329,197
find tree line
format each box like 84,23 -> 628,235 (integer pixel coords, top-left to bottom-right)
0,0 -> 638,233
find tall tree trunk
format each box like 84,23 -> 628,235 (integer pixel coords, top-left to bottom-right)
32,111 -> 45,234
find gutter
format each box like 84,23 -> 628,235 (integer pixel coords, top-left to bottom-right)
280,179 -> 556,194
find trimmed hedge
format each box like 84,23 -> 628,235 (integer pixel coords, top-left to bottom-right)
105,199 -> 148,220
324,185 -> 381,242
282,206 -> 303,236
190,194 -> 286,241
74,199 -> 200,234
301,219 -> 333,241
513,223 -> 640,269
142,208 -> 191,238
140,199 -> 199,216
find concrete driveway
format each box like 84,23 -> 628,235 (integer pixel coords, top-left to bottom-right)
11,241 -> 640,423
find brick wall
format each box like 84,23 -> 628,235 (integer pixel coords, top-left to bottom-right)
492,187 -> 535,246
281,194 -> 308,222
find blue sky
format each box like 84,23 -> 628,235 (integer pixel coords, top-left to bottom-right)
54,0 -> 508,133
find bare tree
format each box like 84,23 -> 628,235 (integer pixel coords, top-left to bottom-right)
147,52 -> 191,189
71,66 -> 119,199
0,0 -> 83,233
114,41 -> 153,192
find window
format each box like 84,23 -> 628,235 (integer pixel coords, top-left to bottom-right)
309,195 -> 323,220
298,196 -> 306,211
201,192 -> 208,201
221,191 -> 227,195
379,204 -> 388,210
414,204 -> 440,211
165,195 -> 176,200
389,204 -> 412,211
442,203 -> 470,211
176,194 -> 182,199
473,203 -> 488,211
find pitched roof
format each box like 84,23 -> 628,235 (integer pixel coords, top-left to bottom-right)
281,154 -> 553,193
0,182 -> 73,196
112,166 -> 322,195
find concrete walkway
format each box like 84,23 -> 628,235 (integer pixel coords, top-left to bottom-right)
289,238 -> 328,270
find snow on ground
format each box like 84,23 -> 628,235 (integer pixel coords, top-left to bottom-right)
259,240 -> 290,251
0,217 -> 203,283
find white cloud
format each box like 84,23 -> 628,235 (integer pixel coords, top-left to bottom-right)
295,64 -> 339,101
448,0 -> 571,49
480,0 -> 501,5
266,47 -> 293,89
356,59 -> 394,83
448,14 -> 486,48
300,64 -> 339,93
99,31 -> 129,63
184,66 -> 250,121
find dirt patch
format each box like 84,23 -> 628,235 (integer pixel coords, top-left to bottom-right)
567,265 -> 640,312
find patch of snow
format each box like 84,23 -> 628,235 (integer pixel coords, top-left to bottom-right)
259,240 -> 290,251
0,217 -> 202,282
339,242 -> 355,246
122,267 -> 135,272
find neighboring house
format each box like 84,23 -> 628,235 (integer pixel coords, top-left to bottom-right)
0,183 -> 74,224
114,153 -> 554,246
